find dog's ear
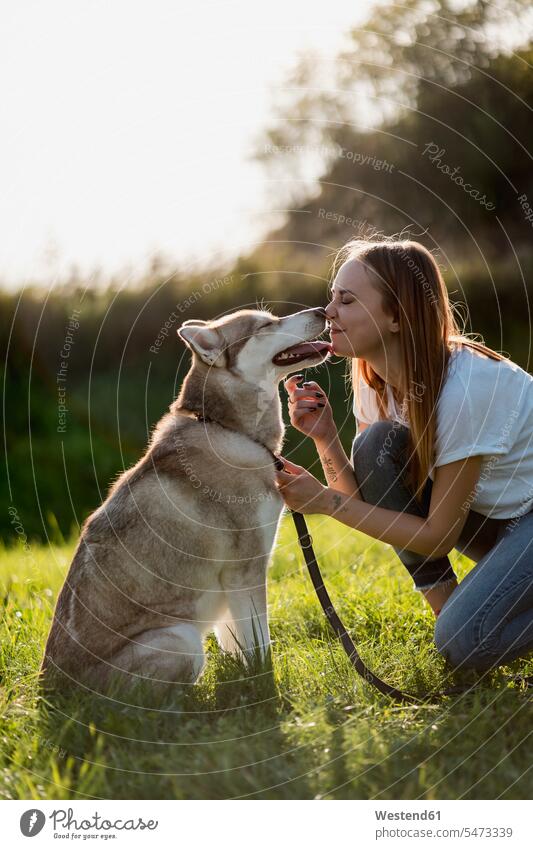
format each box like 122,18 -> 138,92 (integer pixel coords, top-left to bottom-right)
181,319 -> 207,327
177,323 -> 225,367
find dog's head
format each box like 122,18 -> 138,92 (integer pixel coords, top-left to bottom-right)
177,307 -> 331,382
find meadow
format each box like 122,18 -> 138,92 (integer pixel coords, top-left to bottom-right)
0,514 -> 531,800
2,0 -> 533,805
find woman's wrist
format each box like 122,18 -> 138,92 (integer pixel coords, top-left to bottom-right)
317,487 -> 344,516
314,428 -> 340,452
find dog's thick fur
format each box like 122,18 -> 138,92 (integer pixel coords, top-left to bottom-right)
41,307 -> 328,693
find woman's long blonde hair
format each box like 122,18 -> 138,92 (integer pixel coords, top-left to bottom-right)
333,237 -> 508,503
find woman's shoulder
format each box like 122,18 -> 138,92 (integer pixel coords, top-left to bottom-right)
433,343 -> 533,463
439,343 -> 533,407
446,343 -> 530,381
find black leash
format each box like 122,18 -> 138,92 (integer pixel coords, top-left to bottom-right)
290,508 -> 420,702
288,507 -> 477,702
287,505 -> 532,701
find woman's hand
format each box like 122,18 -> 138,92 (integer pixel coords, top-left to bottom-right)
284,376 -> 337,443
274,457 -> 328,514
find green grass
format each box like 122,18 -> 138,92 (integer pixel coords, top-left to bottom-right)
0,515 -> 531,800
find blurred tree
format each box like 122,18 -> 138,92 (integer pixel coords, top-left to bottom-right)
250,0 -> 533,292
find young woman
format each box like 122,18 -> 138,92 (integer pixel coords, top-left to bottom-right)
275,237 -> 533,673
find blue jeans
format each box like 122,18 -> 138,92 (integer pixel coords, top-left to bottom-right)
352,421 -> 533,672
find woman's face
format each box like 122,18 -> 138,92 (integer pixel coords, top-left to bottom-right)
325,258 -> 399,359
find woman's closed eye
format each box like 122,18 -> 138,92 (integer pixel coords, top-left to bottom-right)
329,289 -> 352,303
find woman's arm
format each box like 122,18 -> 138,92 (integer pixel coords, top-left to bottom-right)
283,375 -> 364,498
314,430 -> 362,498
314,455 -> 483,558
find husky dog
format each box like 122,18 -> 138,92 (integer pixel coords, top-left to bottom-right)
41,307 -> 330,692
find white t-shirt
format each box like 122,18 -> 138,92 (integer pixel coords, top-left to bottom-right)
353,345 -> 533,519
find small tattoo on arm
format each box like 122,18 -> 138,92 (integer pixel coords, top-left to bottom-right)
330,492 -> 349,515
322,455 -> 338,483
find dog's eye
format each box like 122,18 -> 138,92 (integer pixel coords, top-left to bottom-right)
258,321 -> 273,331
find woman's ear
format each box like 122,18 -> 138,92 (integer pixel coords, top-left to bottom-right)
177,324 -> 225,367
389,312 -> 400,333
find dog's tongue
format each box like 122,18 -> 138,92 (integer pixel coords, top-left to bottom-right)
284,341 -> 333,357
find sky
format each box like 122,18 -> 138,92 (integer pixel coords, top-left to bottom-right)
0,0 -> 368,287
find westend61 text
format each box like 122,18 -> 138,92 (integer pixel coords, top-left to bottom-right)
375,810 -> 441,820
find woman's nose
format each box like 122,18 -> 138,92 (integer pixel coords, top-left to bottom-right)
325,301 -> 336,319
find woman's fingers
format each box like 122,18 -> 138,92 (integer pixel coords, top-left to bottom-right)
276,457 -> 303,474
292,400 -> 325,412
289,399 -> 326,416
287,387 -> 327,412
284,377 -> 326,404
289,387 -> 326,401
283,375 -> 304,394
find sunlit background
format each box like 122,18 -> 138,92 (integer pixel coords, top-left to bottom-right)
3,0 -> 533,543
1,0 -> 367,285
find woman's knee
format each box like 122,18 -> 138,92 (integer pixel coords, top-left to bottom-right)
352,420 -> 408,477
352,421 -> 411,506
435,565 -> 533,672
434,605 -> 493,672
353,420 -> 408,460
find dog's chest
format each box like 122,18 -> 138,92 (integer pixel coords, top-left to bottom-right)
195,476 -> 284,565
